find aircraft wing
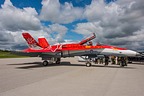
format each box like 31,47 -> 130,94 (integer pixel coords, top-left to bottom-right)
12,49 -> 61,58
11,51 -> 41,57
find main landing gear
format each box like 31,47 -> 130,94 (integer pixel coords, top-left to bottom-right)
43,60 -> 49,66
55,58 -> 61,64
42,58 -> 61,66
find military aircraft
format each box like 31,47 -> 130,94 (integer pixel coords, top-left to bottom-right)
16,32 -> 140,67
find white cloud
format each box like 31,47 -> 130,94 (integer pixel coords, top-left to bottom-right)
0,0 -> 144,51
0,0 -> 43,50
73,22 -> 103,36
0,0 -> 41,31
49,24 -> 68,42
0,0 -> 68,50
10,23 -> 68,49
0,30 -> 14,42
0,30 -> 15,50
73,0 -> 144,51
40,0 -> 83,24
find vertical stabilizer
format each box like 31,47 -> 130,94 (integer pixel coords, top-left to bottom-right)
38,37 -> 50,48
22,33 -> 40,49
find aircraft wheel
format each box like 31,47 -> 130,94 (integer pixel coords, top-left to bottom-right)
86,62 -> 91,67
43,60 -> 49,66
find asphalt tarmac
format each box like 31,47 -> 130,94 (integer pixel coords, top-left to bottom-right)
0,57 -> 144,96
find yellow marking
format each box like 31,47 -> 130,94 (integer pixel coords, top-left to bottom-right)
113,48 -> 119,50
85,46 -> 91,48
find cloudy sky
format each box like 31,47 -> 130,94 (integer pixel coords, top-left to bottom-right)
0,0 -> 144,51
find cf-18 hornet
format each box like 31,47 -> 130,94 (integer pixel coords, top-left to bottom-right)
15,32 -> 140,67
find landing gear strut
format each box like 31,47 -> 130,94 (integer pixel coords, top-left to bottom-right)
55,58 -> 61,64
80,56 -> 92,67
42,60 -> 49,66
42,57 -> 61,66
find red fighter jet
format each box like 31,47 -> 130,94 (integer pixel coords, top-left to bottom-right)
18,32 -> 140,67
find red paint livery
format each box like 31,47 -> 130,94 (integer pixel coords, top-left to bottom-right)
19,32 -> 139,67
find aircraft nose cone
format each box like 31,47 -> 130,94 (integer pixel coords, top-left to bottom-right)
127,50 -> 141,57
121,50 -> 140,57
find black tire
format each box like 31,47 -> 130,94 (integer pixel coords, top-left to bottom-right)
86,62 -> 91,67
43,61 -> 48,66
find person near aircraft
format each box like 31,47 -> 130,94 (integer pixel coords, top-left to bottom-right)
88,41 -> 93,46
120,57 -> 127,67
104,55 -> 109,66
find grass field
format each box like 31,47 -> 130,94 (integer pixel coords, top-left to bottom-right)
0,50 -> 28,58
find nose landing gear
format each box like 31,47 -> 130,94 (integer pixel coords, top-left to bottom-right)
43,60 -> 49,66
80,56 -> 93,67
86,62 -> 92,67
